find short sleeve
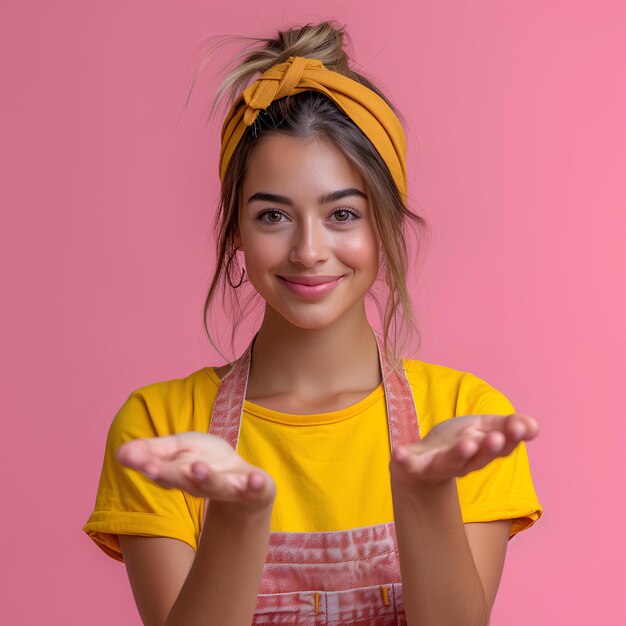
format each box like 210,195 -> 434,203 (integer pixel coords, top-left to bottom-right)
82,391 -> 198,562
456,381 -> 543,542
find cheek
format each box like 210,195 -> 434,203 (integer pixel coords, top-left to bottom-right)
338,231 -> 380,266
241,238 -> 278,274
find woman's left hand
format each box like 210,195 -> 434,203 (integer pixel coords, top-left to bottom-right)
389,413 -> 539,488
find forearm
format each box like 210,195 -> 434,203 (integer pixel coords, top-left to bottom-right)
165,499 -> 273,626
391,477 -> 489,626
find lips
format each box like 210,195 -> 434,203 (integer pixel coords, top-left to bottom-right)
279,275 -> 343,285
277,275 -> 345,298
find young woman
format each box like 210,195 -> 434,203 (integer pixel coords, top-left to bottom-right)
83,21 -> 542,626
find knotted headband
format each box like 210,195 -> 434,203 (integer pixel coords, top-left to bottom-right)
219,55 -> 408,201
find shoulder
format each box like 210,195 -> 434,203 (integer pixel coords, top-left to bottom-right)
401,357 -> 516,417
401,357 -> 468,391
401,356 -> 503,394
110,367 -> 220,442
128,366 -> 219,401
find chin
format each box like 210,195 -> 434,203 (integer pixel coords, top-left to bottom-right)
282,313 -> 343,330
261,301 -> 341,329
254,281 -> 371,328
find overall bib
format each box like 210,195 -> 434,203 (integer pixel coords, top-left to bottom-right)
201,329 -> 421,624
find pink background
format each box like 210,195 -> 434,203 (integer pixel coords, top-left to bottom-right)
2,1 -> 624,624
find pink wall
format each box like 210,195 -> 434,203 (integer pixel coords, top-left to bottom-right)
2,1 -> 623,624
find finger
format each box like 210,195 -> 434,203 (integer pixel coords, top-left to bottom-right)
412,440 -> 477,478
116,438 -> 163,469
506,413 -> 539,440
248,471 -> 266,492
393,444 -> 435,474
392,445 -> 412,464
144,461 -> 224,495
131,458 -> 196,492
117,434 -> 204,477
458,431 -> 507,475
239,471 -> 271,499
499,417 -> 531,455
460,416 -> 535,475
187,462 -> 255,501
116,439 -> 155,471
478,413 -> 539,441
492,414 -> 537,455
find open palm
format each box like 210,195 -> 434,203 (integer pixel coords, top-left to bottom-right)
389,413 -> 539,487
116,431 -> 276,508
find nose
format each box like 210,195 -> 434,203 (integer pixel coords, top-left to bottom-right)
288,215 -> 330,267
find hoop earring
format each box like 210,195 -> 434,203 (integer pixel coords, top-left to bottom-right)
225,245 -> 245,289
227,267 -> 245,289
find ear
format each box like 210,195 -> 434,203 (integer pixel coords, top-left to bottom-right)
233,230 -> 242,250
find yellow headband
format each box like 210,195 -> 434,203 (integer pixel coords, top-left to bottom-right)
219,55 -> 407,201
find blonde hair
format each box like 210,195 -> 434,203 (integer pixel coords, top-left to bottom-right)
186,20 -> 429,374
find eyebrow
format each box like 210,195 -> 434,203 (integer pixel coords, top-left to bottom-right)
247,188 -> 368,206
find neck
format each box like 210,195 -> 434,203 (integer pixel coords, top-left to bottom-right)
246,302 -> 382,400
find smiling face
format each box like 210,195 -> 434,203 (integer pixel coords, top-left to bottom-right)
234,133 -> 381,330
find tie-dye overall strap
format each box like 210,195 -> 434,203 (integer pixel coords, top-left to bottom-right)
204,327 -> 421,624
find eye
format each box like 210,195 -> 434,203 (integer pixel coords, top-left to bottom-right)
255,209 -> 285,225
255,208 -> 361,226
332,208 -> 361,222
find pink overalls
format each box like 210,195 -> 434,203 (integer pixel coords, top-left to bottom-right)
202,328 -> 421,624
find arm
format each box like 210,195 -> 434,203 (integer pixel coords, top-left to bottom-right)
389,411 -> 539,626
114,431 -> 278,626
391,477 -> 510,626
119,498 -> 274,626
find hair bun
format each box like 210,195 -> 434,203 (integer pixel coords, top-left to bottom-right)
187,21 -> 361,124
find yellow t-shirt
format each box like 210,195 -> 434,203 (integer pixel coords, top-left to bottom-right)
82,358 -> 543,563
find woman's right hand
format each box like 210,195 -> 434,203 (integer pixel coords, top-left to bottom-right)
115,431 -> 276,511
